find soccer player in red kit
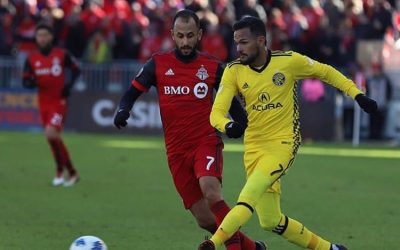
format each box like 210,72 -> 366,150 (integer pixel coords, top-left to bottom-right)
22,23 -> 81,187
114,10 -> 266,250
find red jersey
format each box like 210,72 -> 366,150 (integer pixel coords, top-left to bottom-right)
23,47 -> 79,109
132,50 -> 224,154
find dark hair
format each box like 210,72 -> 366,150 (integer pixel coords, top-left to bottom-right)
233,16 -> 266,37
35,23 -> 54,34
173,9 -> 200,29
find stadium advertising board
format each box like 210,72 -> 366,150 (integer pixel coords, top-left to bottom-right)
0,89 -> 41,130
0,89 -> 336,139
66,92 -> 162,134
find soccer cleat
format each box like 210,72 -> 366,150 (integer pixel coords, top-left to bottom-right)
255,240 -> 268,250
63,175 -> 80,187
331,244 -> 348,250
198,240 -> 216,250
52,176 -> 64,186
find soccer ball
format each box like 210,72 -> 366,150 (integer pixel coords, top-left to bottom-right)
69,235 -> 108,250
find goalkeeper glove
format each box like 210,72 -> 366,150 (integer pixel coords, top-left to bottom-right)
355,94 -> 378,114
225,121 -> 245,138
114,109 -> 130,129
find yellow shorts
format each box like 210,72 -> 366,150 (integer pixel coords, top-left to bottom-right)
243,140 -> 298,194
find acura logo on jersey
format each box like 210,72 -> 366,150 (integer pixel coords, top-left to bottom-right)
194,82 -> 208,99
252,102 -> 283,111
258,92 -> 270,103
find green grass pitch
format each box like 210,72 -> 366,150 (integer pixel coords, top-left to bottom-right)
0,131 -> 399,249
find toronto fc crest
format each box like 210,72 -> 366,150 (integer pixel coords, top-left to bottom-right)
196,65 -> 209,81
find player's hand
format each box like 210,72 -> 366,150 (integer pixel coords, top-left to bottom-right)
114,109 -> 130,129
61,86 -> 71,97
225,121 -> 245,138
355,94 -> 378,114
23,77 -> 37,89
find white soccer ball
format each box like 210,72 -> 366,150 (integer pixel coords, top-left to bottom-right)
69,235 -> 108,250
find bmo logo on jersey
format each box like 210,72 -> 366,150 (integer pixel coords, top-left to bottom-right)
164,86 -> 190,95
163,83 -> 208,99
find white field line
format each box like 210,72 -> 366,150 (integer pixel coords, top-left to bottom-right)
102,140 -> 400,159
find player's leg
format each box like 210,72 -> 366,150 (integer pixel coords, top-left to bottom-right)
190,198 -> 218,233
43,108 -> 78,186
202,143 -> 294,248
168,152 -> 217,232
256,185 -> 346,250
44,124 -> 65,186
198,176 -> 248,250
195,137 -> 261,250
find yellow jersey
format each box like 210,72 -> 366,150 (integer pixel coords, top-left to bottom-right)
210,50 -> 363,147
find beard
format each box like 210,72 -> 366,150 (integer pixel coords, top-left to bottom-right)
178,45 -> 194,55
240,53 -> 258,65
239,47 -> 260,65
38,42 -> 53,55
175,42 -> 198,60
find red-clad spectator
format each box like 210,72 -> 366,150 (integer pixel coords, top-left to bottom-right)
269,8 -> 289,50
60,0 -> 82,18
129,2 -> 149,29
112,0 -> 131,20
138,20 -> 173,62
301,0 -> 324,38
15,14 -> 37,56
201,23 -> 228,61
282,2 -> 308,40
80,0 -> 106,36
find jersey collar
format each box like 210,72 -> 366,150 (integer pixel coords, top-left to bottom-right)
249,49 -> 271,73
39,46 -> 54,56
174,48 -> 199,63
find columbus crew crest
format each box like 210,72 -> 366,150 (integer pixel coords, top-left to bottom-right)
272,73 -> 285,86
196,65 -> 209,81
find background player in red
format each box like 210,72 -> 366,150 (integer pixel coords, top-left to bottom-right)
22,23 -> 81,187
114,9 -> 266,250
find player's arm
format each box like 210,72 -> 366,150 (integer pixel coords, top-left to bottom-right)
114,58 -> 156,129
211,66 -> 244,138
62,51 -> 81,97
22,59 -> 37,89
214,64 -> 248,129
291,52 -> 377,113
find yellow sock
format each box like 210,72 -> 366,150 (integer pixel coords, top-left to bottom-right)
276,216 -> 331,250
210,205 -> 253,248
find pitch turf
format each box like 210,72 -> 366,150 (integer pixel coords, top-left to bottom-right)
0,131 -> 399,249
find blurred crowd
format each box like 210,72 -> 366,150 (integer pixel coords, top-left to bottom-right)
0,0 -> 397,67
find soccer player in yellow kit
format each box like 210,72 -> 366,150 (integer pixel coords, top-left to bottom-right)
198,16 -> 377,250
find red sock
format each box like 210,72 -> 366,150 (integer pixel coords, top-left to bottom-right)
57,138 -> 77,176
210,200 -> 256,250
47,138 -> 64,175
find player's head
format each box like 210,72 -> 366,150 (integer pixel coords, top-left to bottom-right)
35,23 -> 54,50
233,16 -> 266,65
171,9 -> 202,56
